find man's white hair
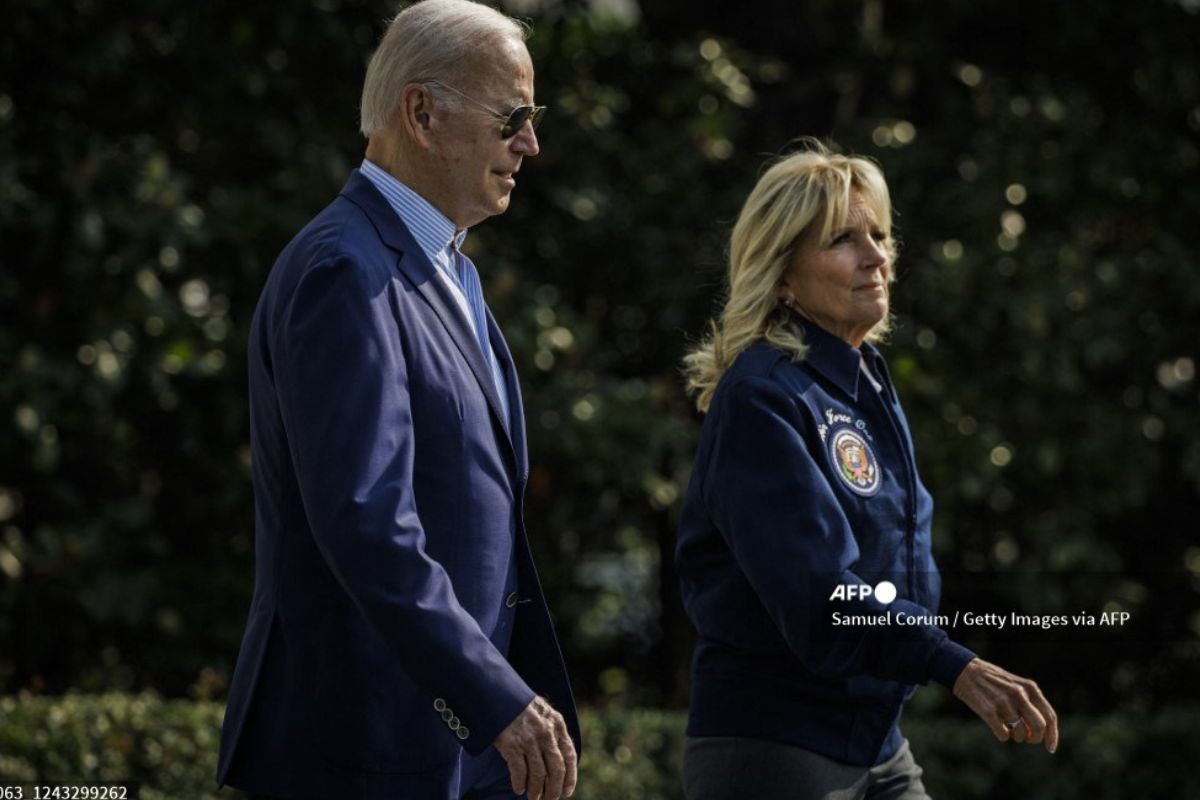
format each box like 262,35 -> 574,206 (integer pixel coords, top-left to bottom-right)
359,0 -> 530,137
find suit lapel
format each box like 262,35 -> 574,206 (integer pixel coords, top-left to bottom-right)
339,170 -> 519,468
402,252 -> 510,435
486,309 -> 527,480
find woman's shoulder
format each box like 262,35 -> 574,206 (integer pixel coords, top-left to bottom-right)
725,341 -> 784,377
723,341 -> 814,387
711,342 -> 820,411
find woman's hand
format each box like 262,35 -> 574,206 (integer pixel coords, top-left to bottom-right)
952,657 -> 1059,753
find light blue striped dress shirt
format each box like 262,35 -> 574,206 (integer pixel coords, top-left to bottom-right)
359,159 -> 510,426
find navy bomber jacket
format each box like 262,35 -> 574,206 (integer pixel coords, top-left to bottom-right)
675,314 -> 976,766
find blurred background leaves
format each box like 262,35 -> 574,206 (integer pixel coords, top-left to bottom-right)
2,0 -> 1198,753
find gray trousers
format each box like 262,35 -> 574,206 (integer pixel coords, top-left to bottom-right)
683,736 -> 930,800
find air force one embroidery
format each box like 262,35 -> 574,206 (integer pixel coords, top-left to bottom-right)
828,425 -> 881,496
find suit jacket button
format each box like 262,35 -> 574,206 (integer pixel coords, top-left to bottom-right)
505,592 -> 519,608
441,708 -> 454,722
433,698 -> 447,712
448,716 -> 460,731
457,727 -> 470,740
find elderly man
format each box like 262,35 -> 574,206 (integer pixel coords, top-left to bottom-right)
217,2 -> 579,798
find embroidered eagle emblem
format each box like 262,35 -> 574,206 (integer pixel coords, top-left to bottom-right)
829,427 -> 881,496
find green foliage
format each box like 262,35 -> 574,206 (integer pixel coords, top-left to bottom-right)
1,0 -> 762,703
2,0 -> 1198,719
2,694 -> 1199,799
0,693 -> 227,800
487,12 -> 771,704
580,707 -> 686,799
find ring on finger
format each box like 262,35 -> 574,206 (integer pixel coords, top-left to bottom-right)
1004,718 -> 1023,730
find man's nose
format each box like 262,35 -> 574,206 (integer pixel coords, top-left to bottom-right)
510,121 -> 539,156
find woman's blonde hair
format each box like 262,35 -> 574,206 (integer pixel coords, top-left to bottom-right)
683,140 -> 897,413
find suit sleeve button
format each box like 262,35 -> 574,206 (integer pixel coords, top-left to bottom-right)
441,708 -> 454,722
457,727 -> 470,740
448,716 -> 460,731
433,698 -> 447,712
505,592 -> 519,608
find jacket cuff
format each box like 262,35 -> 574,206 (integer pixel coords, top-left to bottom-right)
926,638 -> 976,689
456,680 -> 537,757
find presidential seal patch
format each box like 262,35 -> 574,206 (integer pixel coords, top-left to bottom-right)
828,426 -> 881,496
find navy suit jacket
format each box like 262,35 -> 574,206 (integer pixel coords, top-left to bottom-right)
218,171 -> 579,798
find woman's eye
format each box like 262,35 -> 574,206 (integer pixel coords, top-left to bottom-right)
831,233 -> 851,245
871,231 -> 888,243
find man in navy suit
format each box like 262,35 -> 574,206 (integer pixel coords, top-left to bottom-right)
217,2 -> 578,798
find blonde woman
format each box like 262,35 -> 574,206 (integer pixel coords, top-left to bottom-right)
675,142 -> 1058,800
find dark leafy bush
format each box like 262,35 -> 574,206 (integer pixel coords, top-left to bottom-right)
2,695 -> 1199,799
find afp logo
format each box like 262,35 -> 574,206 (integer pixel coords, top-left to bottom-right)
829,580 -> 898,604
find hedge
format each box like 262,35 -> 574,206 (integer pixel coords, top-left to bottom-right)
1,694 -> 1198,798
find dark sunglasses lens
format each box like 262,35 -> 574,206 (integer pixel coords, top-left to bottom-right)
501,106 -> 543,138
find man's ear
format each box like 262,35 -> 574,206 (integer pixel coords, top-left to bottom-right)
399,83 -> 436,150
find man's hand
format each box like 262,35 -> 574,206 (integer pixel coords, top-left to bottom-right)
953,657 -> 1059,753
493,696 -> 577,800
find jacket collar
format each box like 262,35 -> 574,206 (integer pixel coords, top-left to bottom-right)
339,169 -> 425,256
790,312 -> 873,402
359,158 -> 466,264
338,169 -> 522,465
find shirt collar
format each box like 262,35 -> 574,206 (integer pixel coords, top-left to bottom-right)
360,158 -> 467,264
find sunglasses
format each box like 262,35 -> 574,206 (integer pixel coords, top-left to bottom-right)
425,79 -> 546,139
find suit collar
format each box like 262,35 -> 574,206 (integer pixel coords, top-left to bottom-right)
358,159 -> 467,264
340,169 -> 520,457
340,169 -> 419,255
